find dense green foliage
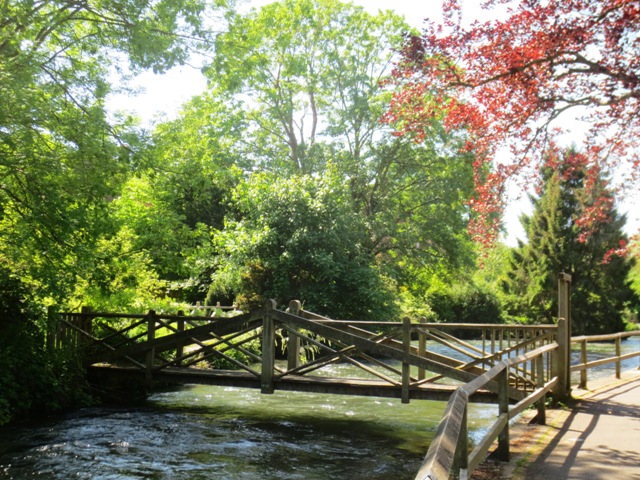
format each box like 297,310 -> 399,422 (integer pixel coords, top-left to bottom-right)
0,0 -> 228,302
0,266 -> 89,425
168,0 -> 477,310
207,172 -> 398,318
503,149 -> 638,334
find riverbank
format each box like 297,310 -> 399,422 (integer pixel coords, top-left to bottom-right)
492,369 -> 640,480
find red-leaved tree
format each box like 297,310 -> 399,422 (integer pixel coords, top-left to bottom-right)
385,0 -> 640,248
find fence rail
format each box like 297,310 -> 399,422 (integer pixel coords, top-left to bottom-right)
415,319 -> 640,480
415,338 -> 561,480
571,330 -> 640,388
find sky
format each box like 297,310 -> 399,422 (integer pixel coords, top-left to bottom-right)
107,0 -> 639,245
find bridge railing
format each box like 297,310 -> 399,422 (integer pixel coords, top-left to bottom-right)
48,307 -> 262,372
414,335 -> 562,480
414,320 -> 640,480
270,301 -> 558,401
571,330 -> 640,389
50,302 -> 560,402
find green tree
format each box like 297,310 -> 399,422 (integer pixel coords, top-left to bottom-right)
208,172 -> 398,320
504,148 -> 638,334
168,0 -> 478,303
209,0 -> 410,175
0,0 -> 229,301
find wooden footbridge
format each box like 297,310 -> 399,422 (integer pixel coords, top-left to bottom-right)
49,275 -> 640,479
50,299 -> 563,406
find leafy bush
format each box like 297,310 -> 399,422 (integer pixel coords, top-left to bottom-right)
208,172 -> 399,320
425,282 -> 504,329
0,266 -> 90,425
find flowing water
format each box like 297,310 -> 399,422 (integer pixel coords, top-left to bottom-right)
0,381 -> 498,479
0,337 -> 636,479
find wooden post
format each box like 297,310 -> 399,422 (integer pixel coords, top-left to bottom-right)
452,403 -> 469,477
615,335 -> 621,379
554,318 -> 569,400
418,319 -> 427,381
536,354 -> 546,425
402,317 -> 411,404
496,366 -> 510,461
558,272 -> 572,395
287,300 -> 302,370
79,306 -> 93,348
46,305 -> 57,352
261,299 -> 276,394
578,339 -> 588,389
146,310 -> 157,386
176,310 -> 185,367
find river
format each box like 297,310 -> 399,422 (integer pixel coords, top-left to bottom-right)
0,384 -> 500,479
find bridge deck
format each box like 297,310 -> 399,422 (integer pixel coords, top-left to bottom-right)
87,365 -> 498,403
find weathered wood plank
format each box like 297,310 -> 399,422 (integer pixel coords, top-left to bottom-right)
87,365 -> 497,403
569,350 -> 640,371
415,389 -> 469,480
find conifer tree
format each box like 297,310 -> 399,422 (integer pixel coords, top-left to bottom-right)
504,149 -> 637,334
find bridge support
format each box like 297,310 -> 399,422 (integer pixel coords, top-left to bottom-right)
261,299 -> 277,394
287,300 -> 302,370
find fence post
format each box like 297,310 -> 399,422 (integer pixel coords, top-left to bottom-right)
287,300 -> 302,370
579,339 -> 587,389
46,305 -> 57,352
79,306 -> 93,348
261,299 -> 277,394
554,318 -> 569,401
557,272 -> 572,396
402,317 -> 411,404
615,334 -> 621,379
536,354 -> 546,425
496,366 -> 510,461
418,317 -> 427,381
176,310 -> 185,367
146,309 -> 157,386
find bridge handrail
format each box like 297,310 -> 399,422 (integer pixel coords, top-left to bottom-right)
416,326 -> 640,480
59,311 -> 225,322
415,342 -> 559,480
570,330 -> 640,388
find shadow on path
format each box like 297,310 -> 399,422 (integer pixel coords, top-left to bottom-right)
525,377 -> 640,480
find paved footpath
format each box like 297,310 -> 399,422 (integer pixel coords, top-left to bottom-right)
522,372 -> 640,480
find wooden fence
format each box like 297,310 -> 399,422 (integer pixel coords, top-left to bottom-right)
571,330 -> 640,389
414,327 -> 562,480
414,319 -> 640,480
